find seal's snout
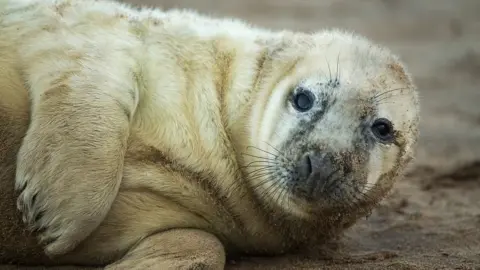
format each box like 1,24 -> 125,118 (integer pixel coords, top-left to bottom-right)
292,150 -> 364,205
296,151 -> 336,187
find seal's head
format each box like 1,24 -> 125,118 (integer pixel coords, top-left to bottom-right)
244,30 -> 419,218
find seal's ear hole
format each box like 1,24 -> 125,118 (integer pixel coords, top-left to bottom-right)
371,118 -> 395,143
291,87 -> 315,112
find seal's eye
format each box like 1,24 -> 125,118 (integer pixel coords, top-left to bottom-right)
292,89 -> 315,112
371,118 -> 394,143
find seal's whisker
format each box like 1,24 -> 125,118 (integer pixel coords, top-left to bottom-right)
247,146 -> 278,157
325,180 -> 377,209
263,141 -> 287,160
249,169 -> 276,180
341,180 -> 376,190
248,171 -> 277,181
335,51 -> 341,84
226,181 -> 249,199
251,182 -> 276,203
241,160 -> 278,167
250,176 -> 274,192
243,163 -> 277,169
264,142 -> 282,154
281,181 -> 291,209
372,87 -> 409,100
341,182 -> 376,199
235,161 -> 277,175
375,101 -> 399,106
241,154 -> 276,162
325,55 -> 333,83
347,188 -> 376,208
241,152 -> 277,162
271,179 -> 285,208
248,145 -> 290,163
247,169 -> 278,179
375,90 -> 407,98
274,179 -> 289,208
257,173 -> 283,199
238,165 -> 273,174
344,190 -> 366,208
246,169 -> 277,178
256,177 -> 280,205
240,160 -> 277,167
346,194 -> 365,211
374,93 -> 408,103
244,163 -> 277,168
374,96 -> 405,105
373,87 -> 409,98
281,184 -> 291,209
244,163 -> 275,169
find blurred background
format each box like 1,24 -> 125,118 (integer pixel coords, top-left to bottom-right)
128,0 -> 480,269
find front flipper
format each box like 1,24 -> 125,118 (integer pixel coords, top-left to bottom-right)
15,61 -> 138,257
105,229 -> 226,270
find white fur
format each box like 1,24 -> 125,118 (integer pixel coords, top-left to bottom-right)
0,0 -> 419,260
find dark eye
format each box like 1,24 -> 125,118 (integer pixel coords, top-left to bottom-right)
371,118 -> 395,143
292,89 -> 315,112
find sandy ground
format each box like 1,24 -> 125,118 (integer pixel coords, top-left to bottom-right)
4,0 -> 480,269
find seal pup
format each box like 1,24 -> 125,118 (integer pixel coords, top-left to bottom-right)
0,0 -> 420,268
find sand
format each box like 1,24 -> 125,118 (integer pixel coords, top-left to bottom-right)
4,0 -> 480,269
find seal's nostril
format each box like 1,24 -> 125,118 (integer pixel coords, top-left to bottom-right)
297,153 -> 313,180
305,154 -> 313,176
297,151 -> 337,184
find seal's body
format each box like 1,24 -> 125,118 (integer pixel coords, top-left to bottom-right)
0,0 -> 420,268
